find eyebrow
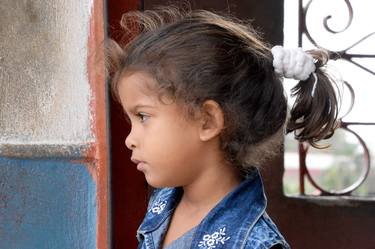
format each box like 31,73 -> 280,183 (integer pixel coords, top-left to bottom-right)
123,104 -> 155,116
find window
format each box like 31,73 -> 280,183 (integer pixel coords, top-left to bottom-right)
283,0 -> 375,197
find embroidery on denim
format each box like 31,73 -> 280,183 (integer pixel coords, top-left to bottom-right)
198,227 -> 231,249
150,199 -> 167,214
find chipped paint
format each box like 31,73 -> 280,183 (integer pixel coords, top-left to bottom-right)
0,142 -> 94,159
86,0 -> 110,247
0,0 -> 94,145
0,158 -> 97,249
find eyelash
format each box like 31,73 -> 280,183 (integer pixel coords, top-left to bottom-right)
123,112 -> 149,124
136,112 -> 149,123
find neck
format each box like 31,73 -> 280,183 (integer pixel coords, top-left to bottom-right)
179,157 -> 242,213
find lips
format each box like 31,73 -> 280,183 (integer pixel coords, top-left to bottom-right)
131,158 -> 147,171
131,158 -> 142,164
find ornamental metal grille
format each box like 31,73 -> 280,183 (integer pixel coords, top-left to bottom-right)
283,0 -> 375,196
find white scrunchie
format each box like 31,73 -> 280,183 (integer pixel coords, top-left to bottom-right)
271,45 -> 315,81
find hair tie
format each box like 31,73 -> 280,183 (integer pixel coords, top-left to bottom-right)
271,45 -> 317,96
310,72 -> 318,97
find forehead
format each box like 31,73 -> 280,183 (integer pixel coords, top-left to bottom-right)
118,71 -> 159,106
117,71 -> 193,123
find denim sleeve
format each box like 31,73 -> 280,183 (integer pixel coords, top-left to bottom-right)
243,214 -> 290,249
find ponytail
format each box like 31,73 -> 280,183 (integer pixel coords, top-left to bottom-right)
286,49 -> 339,147
271,46 -> 340,147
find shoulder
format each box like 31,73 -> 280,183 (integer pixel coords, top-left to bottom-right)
243,213 -> 290,249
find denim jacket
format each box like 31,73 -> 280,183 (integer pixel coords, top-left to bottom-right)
136,169 -> 290,249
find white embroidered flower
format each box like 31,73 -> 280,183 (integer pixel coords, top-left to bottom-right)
198,227 -> 231,249
150,199 -> 167,214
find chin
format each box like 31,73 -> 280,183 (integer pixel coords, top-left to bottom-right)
145,176 -> 179,188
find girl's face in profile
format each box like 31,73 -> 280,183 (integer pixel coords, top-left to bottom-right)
118,71 -> 207,188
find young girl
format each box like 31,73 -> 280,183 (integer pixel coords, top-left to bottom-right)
107,5 -> 338,249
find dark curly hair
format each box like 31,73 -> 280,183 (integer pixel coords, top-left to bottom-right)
106,4 -> 339,173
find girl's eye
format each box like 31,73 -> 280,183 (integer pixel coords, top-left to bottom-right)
137,112 -> 149,123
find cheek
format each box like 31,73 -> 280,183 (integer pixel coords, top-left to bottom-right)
142,122 -> 203,187
157,125 -> 201,161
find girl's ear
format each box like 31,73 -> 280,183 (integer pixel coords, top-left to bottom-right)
198,100 -> 225,141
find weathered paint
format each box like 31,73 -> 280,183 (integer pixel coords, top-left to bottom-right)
0,157 -> 96,249
0,0 -> 94,144
0,0 -> 109,248
0,143 -> 93,159
87,0 -> 109,248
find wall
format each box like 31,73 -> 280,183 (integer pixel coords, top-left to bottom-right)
0,0 -> 109,248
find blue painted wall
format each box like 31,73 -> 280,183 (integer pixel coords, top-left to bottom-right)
0,158 -> 96,249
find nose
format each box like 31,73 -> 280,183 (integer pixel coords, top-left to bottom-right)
125,131 -> 137,150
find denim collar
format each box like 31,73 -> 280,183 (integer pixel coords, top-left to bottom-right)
138,168 -> 267,248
